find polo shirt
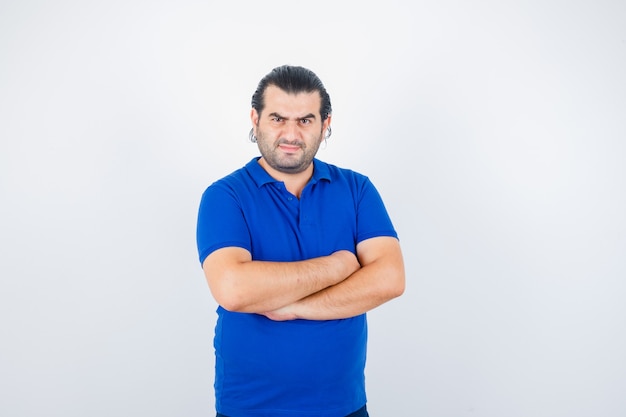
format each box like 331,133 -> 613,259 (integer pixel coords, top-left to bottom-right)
196,157 -> 398,417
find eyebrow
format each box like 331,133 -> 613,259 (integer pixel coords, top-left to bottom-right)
268,112 -> 317,120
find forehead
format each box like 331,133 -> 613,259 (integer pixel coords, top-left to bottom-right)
262,85 -> 322,118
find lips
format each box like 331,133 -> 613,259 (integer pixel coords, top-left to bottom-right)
278,144 -> 302,153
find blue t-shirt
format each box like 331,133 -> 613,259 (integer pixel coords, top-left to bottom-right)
197,157 -> 398,417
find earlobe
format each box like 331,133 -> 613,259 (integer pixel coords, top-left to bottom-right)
249,128 -> 257,143
323,116 -> 332,140
324,125 -> 332,140
249,109 -> 259,142
250,108 -> 259,126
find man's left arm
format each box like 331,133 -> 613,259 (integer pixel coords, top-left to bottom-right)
263,236 -> 405,321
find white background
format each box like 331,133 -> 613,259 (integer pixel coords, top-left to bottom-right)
1,1 -> 625,416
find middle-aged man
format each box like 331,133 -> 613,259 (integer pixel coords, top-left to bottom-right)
196,65 -> 405,417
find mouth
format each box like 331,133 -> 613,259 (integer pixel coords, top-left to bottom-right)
278,143 -> 302,153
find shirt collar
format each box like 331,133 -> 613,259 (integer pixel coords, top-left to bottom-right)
245,157 -> 331,188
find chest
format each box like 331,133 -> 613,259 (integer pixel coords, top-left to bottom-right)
242,181 -> 358,261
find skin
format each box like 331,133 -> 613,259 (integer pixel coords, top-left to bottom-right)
202,85 -> 405,320
253,85 -> 329,197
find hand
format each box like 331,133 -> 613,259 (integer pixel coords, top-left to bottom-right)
262,251 -> 360,322
262,304 -> 298,321
332,250 -> 361,279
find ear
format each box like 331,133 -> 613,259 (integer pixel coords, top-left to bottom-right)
322,114 -> 332,133
250,108 -> 259,129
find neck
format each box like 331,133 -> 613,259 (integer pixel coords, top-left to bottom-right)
258,158 -> 313,198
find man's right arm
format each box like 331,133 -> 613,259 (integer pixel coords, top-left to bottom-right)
202,247 -> 360,313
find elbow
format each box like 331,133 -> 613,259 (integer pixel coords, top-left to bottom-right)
211,284 -> 250,312
385,266 -> 406,300
394,278 -> 406,298
213,291 -> 245,312
221,302 -> 247,313
378,243 -> 405,300
388,276 -> 405,299
207,272 -> 249,313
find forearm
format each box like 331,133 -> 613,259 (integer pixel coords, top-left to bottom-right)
225,257 -> 347,313
203,248 -> 360,313
264,238 -> 405,321
278,258 -> 404,320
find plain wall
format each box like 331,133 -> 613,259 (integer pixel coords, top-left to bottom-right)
1,1 -> 625,416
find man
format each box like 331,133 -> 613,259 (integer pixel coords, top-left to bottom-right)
196,65 -> 405,417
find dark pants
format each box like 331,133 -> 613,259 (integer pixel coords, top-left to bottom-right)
217,404 -> 369,417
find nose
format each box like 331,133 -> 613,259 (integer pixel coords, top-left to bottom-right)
283,120 -> 302,142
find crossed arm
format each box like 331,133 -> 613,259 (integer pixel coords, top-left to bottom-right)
202,236 -> 405,321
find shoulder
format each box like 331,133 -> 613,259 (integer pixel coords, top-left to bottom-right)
315,161 -> 381,203
314,159 -> 370,186
202,158 -> 266,196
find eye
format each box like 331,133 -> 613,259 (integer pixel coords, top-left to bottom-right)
300,118 -> 312,125
271,116 -> 283,122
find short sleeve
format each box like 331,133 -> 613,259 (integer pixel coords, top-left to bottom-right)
355,177 -> 398,243
196,182 -> 252,265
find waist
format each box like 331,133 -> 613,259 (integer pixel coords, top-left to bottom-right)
214,310 -> 368,413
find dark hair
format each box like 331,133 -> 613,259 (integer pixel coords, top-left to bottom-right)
251,65 -> 332,121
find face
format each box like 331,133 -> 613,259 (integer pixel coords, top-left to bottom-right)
252,85 -> 330,175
